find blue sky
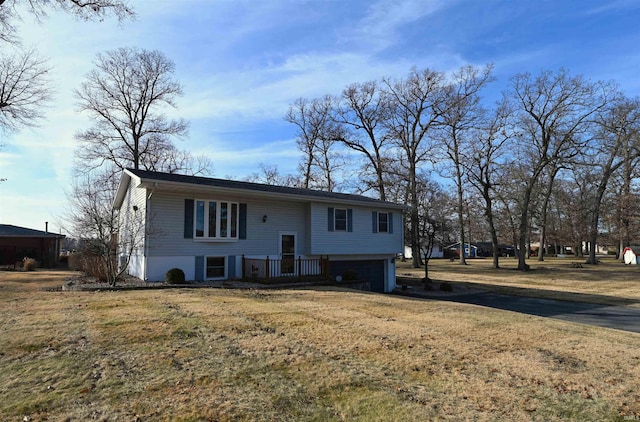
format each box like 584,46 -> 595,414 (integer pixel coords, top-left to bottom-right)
1,0 -> 640,234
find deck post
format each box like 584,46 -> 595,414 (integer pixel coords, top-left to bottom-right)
266,256 -> 270,281
242,255 -> 245,279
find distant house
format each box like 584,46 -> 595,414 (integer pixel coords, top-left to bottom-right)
113,169 -> 405,293
0,224 -> 65,268
403,245 -> 444,259
446,242 -> 478,258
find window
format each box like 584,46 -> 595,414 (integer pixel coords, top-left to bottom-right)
206,256 -> 226,279
334,208 -> 347,231
328,207 -> 352,232
195,200 -> 239,240
378,212 -> 389,233
372,211 -> 393,233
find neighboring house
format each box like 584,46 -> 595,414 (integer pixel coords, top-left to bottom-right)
0,224 -> 65,268
446,242 -> 478,258
403,245 -> 444,259
113,169 -> 405,293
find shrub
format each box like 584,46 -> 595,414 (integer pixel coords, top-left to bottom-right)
67,252 -> 109,281
23,258 -> 37,271
439,282 -> 453,292
165,268 -> 186,284
342,269 -> 358,281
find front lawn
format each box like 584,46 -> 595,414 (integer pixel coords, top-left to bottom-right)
1,270 -> 639,420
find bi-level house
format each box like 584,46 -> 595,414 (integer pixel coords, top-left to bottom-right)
113,169 -> 404,292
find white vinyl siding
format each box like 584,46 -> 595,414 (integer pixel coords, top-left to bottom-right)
146,192 -> 308,257
309,203 -> 402,255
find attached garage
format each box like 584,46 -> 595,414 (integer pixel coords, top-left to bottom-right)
329,259 -> 388,293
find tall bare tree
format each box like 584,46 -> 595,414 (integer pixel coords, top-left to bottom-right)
285,95 -> 342,190
0,48 -> 52,132
75,47 -> 191,180
582,97 -> 640,264
333,81 -> 391,200
507,69 -> 610,270
464,101 -> 513,268
436,64 -> 494,265
383,67 -> 445,268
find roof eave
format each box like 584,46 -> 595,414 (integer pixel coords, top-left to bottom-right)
134,178 -> 406,209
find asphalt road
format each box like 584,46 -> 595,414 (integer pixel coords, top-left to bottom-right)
435,292 -> 640,333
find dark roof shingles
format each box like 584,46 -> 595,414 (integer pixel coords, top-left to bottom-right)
128,169 -> 403,207
0,224 -> 65,238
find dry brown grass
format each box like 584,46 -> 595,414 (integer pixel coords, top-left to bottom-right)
399,256 -> 640,307
1,269 -> 639,421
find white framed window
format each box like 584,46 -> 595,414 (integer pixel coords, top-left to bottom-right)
334,208 -> 348,231
206,256 -> 226,279
195,200 -> 239,240
378,212 -> 389,233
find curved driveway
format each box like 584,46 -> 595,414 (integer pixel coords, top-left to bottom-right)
437,292 -> 640,333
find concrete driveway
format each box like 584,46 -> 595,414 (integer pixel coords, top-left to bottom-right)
437,292 -> 640,333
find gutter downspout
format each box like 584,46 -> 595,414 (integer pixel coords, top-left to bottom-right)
143,183 -> 157,281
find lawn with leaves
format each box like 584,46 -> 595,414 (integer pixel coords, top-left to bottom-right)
1,270 -> 639,421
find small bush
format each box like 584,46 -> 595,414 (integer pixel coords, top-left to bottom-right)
439,282 -> 453,292
68,252 -> 108,281
165,268 -> 186,284
342,269 -> 358,281
23,258 -> 37,271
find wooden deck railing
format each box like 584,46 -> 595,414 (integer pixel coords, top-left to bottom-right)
242,255 -> 330,281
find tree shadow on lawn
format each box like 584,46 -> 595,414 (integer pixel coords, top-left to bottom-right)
395,275 -> 640,308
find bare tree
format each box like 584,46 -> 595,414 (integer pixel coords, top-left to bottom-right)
437,64 -> 494,265
285,95 -> 343,190
416,176 -> 451,282
333,81 -> 391,200
507,69 -> 610,270
382,67 -> 445,268
0,1 -> 134,131
245,163 -> 301,187
581,97 -> 640,264
65,170 -> 144,286
75,47 -> 190,178
0,0 -> 134,43
464,101 -> 514,268
0,48 -> 52,132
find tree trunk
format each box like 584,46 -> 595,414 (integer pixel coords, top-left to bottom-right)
410,162 -> 421,268
517,187 -> 533,271
455,161 -> 467,265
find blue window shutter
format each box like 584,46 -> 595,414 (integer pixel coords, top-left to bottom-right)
184,199 -> 194,238
239,203 -> 247,239
228,256 -> 236,279
328,207 -> 334,231
372,211 -> 378,233
195,256 -> 204,281
389,212 -> 394,234
347,209 -> 353,232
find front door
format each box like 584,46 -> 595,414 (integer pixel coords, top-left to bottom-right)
280,233 -> 296,275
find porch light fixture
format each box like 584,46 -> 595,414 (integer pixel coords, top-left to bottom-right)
262,214 -> 268,223
133,205 -> 139,212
